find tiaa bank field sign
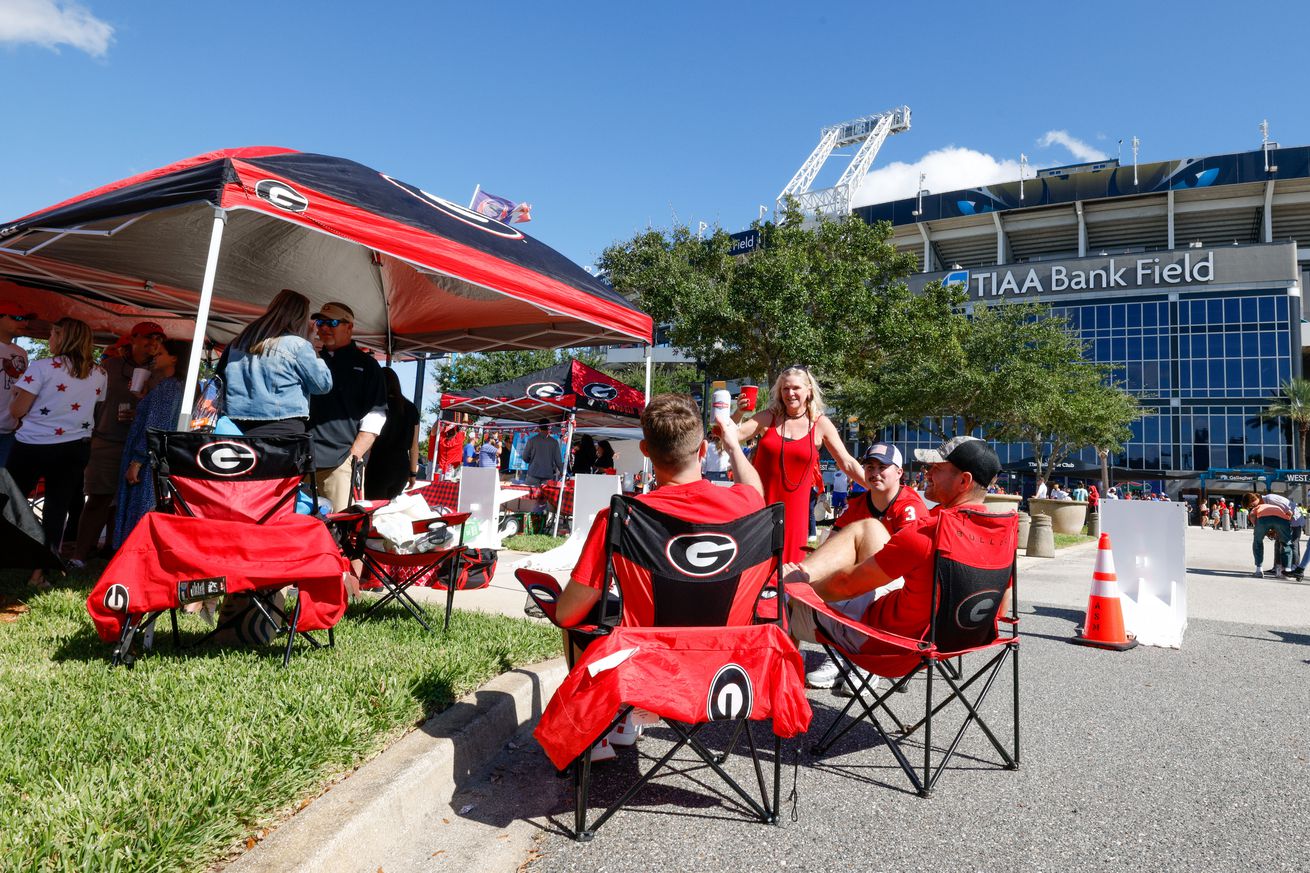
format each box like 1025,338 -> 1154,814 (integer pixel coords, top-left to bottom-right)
909,242 -> 1299,300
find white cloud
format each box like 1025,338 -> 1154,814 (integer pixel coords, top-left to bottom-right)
1036,129 -> 1107,162
852,147 -> 1022,207
850,130 -> 1108,207
0,0 -> 113,57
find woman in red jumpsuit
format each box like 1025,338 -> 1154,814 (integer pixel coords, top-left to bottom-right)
736,367 -> 866,563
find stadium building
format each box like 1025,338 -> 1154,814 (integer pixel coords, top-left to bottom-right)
856,144 -> 1310,494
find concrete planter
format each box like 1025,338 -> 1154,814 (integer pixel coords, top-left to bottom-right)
1027,498 -> 1089,535
983,493 -> 1023,512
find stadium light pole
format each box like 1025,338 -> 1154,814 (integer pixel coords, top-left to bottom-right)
1020,153 -> 1028,201
1132,137 -> 1140,187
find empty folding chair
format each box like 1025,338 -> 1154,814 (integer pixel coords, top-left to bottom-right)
86,431 -> 349,667
525,495 -> 811,840
791,508 -> 1020,796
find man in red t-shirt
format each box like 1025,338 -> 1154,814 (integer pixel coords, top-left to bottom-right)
786,436 -> 1002,656
808,442 -> 926,687
555,393 -> 765,627
832,442 -> 927,533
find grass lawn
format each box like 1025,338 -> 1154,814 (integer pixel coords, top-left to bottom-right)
0,564 -> 560,873
1054,532 -> 1095,549
503,533 -> 567,553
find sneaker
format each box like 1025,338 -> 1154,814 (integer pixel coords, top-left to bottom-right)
67,558 -> 86,571
805,658 -> 842,689
834,669 -> 882,698
1253,568 -> 1266,578
588,738 -> 616,762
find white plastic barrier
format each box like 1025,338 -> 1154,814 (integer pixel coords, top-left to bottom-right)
1100,501 -> 1188,647
515,474 -> 622,572
457,466 -> 502,550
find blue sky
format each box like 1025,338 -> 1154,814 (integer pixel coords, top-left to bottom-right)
2,0 -> 1307,273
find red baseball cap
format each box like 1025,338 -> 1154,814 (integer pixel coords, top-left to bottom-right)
0,300 -> 38,319
131,321 -> 166,338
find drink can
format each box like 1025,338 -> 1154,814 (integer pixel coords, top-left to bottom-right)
712,388 -> 731,414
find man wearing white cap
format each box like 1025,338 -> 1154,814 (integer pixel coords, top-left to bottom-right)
806,442 -> 926,690
309,302 -> 388,512
785,436 -> 1002,668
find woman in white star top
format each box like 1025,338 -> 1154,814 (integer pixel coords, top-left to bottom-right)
7,317 -> 107,589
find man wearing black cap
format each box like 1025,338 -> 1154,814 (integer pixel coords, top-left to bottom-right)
308,301 -> 387,512
0,301 -> 36,468
807,441 -> 927,689
72,320 -> 164,567
785,435 -> 1002,658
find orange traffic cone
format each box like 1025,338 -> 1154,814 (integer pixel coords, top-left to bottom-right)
1072,533 -> 1138,651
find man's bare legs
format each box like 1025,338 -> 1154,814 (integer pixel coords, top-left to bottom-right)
784,517 -> 892,588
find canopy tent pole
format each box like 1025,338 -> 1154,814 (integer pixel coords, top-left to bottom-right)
551,414 -> 575,537
641,343 -> 653,493
176,207 -> 228,430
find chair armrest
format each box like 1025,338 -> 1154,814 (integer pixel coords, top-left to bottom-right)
516,568 -> 563,626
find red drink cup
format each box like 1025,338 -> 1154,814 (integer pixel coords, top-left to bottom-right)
738,385 -> 759,412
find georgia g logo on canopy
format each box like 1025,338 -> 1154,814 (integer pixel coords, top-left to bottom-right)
526,381 -> 565,401
665,533 -> 738,577
254,179 -> 309,213
581,382 -> 619,402
196,441 -> 258,477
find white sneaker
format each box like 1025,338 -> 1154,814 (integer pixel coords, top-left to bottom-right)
805,658 -> 842,689
834,668 -> 882,698
589,738 -> 616,762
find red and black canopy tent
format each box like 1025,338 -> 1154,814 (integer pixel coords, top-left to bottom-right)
439,359 -> 645,429
0,146 -> 654,420
439,359 -> 646,532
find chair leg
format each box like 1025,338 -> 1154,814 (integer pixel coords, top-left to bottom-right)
444,571 -> 457,632
283,595 -> 303,667
1011,644 -> 1021,767
922,657 -> 933,798
169,609 -> 180,649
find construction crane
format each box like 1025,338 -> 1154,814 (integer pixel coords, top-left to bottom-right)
777,105 -> 911,218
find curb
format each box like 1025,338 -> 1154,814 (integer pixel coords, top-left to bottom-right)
223,656 -> 569,873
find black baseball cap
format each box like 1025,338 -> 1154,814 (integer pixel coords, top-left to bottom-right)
913,436 -> 1001,486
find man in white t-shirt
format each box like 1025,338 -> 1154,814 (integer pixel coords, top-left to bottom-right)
0,301 -> 35,468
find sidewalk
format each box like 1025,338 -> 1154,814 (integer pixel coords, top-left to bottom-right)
227,529 -> 1310,872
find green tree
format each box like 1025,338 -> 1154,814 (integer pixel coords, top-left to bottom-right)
600,203 -> 920,384
992,364 -> 1148,487
1260,378 -> 1310,469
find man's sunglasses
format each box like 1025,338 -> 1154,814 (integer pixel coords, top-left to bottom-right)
315,318 -> 348,328
1,314 -> 33,322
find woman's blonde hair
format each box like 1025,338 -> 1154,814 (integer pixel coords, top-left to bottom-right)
52,317 -> 96,379
763,366 -> 825,422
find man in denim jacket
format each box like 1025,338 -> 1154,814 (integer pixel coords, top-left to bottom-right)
308,302 -> 387,512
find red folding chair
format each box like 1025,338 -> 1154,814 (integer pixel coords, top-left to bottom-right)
523,495 -> 811,840
790,508 -> 1020,796
86,431 -> 349,667
357,511 -> 472,631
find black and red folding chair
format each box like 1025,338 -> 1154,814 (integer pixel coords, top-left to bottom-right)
524,495 -> 811,840
790,508 -> 1020,797
86,431 -> 349,667
327,462 -> 473,632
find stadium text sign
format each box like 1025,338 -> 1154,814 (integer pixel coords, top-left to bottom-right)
909,242 -> 1298,300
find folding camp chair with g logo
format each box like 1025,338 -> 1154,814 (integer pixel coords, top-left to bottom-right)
789,507 -> 1020,797
525,495 -> 811,841
86,431 -> 349,667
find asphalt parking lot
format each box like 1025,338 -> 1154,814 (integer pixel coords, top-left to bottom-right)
385,527 -> 1310,873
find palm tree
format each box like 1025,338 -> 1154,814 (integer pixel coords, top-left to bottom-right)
1260,379 -> 1310,470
